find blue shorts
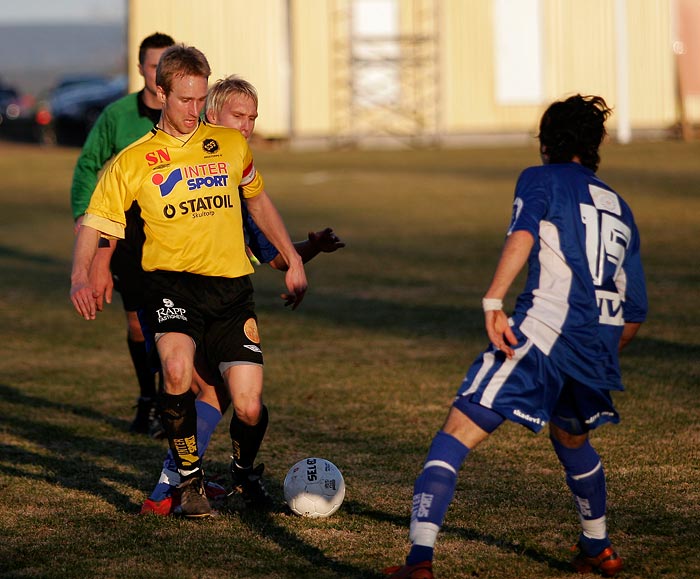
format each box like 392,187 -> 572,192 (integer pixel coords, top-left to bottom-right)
454,330 -> 619,434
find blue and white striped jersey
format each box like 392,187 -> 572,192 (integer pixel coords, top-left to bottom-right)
507,162 -> 647,392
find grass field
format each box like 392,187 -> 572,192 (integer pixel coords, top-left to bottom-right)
0,139 -> 698,579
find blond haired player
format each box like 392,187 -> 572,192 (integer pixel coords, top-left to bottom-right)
140,75 -> 345,516
71,46 -> 307,518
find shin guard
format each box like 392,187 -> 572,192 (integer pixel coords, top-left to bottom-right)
159,390 -> 200,475
551,436 -> 608,544
407,431 -> 470,564
230,404 -> 269,469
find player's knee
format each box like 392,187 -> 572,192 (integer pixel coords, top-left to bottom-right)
549,423 -> 588,449
234,399 -> 263,426
194,384 -> 220,409
160,358 -> 191,394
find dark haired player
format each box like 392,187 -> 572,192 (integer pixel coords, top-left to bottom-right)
383,94 -> 647,578
70,32 -> 175,437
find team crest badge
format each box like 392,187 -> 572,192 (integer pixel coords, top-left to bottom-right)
244,318 -> 260,343
203,138 -> 219,154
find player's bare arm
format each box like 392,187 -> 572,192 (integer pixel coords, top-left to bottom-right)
88,239 -> 116,311
482,230 -> 534,357
245,190 -> 308,309
619,322 -> 642,351
70,225 -> 101,320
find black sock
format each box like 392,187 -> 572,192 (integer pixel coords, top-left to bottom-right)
159,390 -> 200,474
230,405 -> 269,469
156,369 -> 164,396
127,336 -> 156,398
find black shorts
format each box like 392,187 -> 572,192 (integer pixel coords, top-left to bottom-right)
111,206 -> 147,312
111,241 -> 145,312
142,270 -> 263,374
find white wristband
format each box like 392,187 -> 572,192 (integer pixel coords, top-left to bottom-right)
482,298 -> 503,312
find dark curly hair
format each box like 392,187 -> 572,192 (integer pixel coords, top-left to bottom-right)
537,94 -> 612,172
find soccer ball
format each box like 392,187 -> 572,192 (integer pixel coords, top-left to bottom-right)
283,457 -> 345,518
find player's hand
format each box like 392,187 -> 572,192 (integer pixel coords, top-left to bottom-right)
70,282 -> 98,320
281,260 -> 308,310
485,309 -> 517,359
88,248 -> 113,311
308,228 -> 345,253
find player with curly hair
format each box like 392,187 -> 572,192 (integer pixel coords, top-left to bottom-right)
383,94 -> 647,578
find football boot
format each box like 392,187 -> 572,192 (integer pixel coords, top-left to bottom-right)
230,461 -> 274,509
382,561 -> 434,579
175,473 -> 212,518
570,542 -> 623,577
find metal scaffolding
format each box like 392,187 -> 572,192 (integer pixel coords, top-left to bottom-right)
330,0 -> 440,147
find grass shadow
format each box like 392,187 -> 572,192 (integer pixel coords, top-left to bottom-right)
0,383 -> 161,512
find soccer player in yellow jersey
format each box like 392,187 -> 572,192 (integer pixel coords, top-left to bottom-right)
70,45 -> 307,518
140,75 -> 345,515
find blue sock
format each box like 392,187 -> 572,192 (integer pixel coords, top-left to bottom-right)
149,400 -> 222,501
579,535 -> 612,557
149,477 -> 176,501
195,399 -> 223,457
551,436 -> 609,552
407,431 -> 470,565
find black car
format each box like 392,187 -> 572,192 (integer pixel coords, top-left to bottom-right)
34,75 -> 127,146
0,85 -> 20,126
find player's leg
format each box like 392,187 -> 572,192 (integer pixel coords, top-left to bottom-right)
550,390 -> 622,576
191,369 -> 226,457
202,277 -> 268,507
405,405 -> 500,567
190,350 -> 231,461
125,309 -> 161,434
110,239 -> 163,436
550,425 -> 608,543
386,336 -> 544,578
227,363 -> 267,469
224,363 -> 273,508
155,331 -> 211,517
156,332 -> 198,466
141,371 -> 228,515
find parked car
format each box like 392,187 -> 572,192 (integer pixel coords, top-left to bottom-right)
34,75 -> 127,146
0,84 -> 21,126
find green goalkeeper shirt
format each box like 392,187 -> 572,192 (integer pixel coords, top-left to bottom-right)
70,90 -> 160,220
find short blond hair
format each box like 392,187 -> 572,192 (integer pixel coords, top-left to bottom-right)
206,75 -> 258,118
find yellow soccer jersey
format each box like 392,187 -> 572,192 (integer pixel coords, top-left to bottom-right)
83,121 -> 265,278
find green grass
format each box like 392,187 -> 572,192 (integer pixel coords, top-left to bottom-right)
0,139 -> 698,578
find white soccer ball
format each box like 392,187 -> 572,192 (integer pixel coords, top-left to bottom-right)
283,457 -> 345,518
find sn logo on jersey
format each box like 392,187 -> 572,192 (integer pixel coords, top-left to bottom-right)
145,148 -> 171,166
